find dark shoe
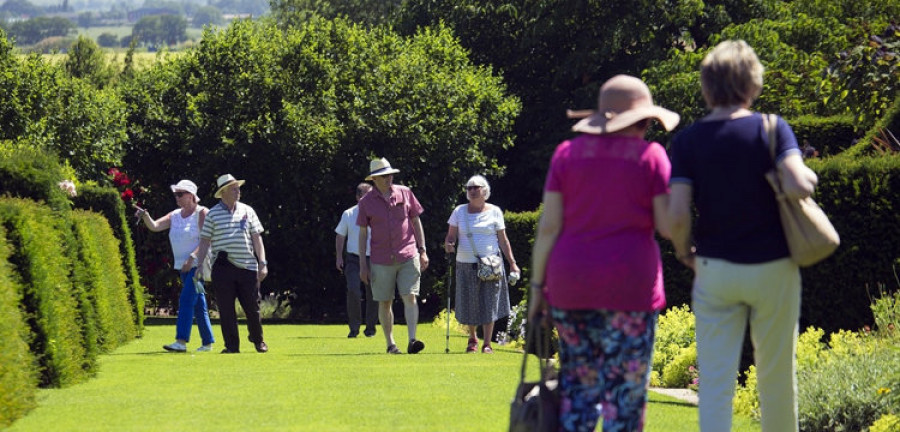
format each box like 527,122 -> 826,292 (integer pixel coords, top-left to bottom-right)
347,331 -> 359,338
408,339 -> 425,354
386,344 -> 402,354
364,329 -> 376,337
221,348 -> 239,354
255,342 -> 269,353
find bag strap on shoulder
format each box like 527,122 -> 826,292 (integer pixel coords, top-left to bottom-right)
763,113 -> 778,162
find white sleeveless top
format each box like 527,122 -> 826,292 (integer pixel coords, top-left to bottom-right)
169,207 -> 204,269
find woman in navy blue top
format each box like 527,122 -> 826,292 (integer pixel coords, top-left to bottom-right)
668,40 -> 818,432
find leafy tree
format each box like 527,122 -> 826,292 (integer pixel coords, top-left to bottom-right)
119,18 -> 519,318
192,5 -> 224,27
645,0 -> 900,130
821,22 -> 900,126
96,32 -> 118,47
132,14 -> 187,48
0,0 -> 43,18
6,16 -> 75,45
64,35 -> 115,88
0,28 -> 127,180
270,0 -> 402,28
389,0 -> 773,210
77,11 -> 94,27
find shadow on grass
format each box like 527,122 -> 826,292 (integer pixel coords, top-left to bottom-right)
143,317 -> 308,326
648,399 -> 697,408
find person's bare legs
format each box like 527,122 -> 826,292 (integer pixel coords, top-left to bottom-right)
403,294 -> 418,341
379,300 -> 395,348
482,321 -> 495,350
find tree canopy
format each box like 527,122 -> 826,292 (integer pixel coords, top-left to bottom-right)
119,18 -> 519,314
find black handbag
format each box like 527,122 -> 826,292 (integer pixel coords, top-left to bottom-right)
509,321 -> 559,432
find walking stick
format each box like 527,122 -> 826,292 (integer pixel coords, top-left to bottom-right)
445,254 -> 453,353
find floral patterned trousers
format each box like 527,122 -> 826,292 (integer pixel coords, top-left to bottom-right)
551,307 -> 658,432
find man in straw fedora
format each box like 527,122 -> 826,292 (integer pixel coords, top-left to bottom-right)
357,158 -> 429,354
194,174 -> 269,354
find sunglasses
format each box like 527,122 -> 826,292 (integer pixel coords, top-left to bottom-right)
466,186 -> 482,191
174,192 -> 188,198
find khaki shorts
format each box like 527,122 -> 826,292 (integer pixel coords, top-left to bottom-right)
371,256 -> 420,301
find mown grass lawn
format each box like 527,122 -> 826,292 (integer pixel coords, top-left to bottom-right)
8,320 -> 760,431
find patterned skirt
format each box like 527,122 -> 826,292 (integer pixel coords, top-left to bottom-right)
453,260 -> 511,325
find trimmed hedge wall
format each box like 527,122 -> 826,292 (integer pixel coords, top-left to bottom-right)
0,145 -> 144,426
843,97 -> 900,158
0,144 -> 144,331
71,210 -> 137,348
73,186 -> 145,331
0,225 -> 37,428
502,153 -> 900,334
503,206 -> 541,306
790,114 -> 860,157
0,198 -> 88,387
801,154 -> 900,332
0,143 -> 71,212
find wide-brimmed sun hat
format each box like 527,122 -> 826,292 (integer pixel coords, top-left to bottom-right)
214,174 -> 246,198
571,74 -> 680,134
365,158 -> 401,181
170,179 -> 199,199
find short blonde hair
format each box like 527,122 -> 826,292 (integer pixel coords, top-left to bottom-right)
700,40 -> 764,108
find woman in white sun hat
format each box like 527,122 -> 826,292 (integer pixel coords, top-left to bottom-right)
134,179 -> 215,353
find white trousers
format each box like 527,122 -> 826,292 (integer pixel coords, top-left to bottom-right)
693,257 -> 800,432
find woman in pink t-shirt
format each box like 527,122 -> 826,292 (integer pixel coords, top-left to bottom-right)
528,75 -> 679,432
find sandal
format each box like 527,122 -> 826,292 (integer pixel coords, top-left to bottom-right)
482,345 -> 493,354
466,338 -> 478,353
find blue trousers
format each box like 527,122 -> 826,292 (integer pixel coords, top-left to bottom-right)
175,268 -> 215,345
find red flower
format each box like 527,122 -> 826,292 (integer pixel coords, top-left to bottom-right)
113,172 -> 131,187
121,189 -> 134,201
108,167 -> 120,176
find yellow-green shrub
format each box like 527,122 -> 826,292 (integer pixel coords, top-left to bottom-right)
652,304 -> 695,378
733,365 -> 760,419
869,414 -> 900,432
797,326 -> 826,370
661,342 -> 696,389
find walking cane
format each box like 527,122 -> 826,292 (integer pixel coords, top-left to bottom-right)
445,254 -> 453,353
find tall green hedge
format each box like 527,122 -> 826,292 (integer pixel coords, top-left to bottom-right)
502,206 -> 540,305
71,210 -> 137,349
0,225 -> 37,428
801,154 -> 900,332
504,152 -> 900,334
73,185 -> 145,331
0,198 -> 88,387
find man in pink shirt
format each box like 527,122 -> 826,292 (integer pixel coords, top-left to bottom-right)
357,158 -> 430,354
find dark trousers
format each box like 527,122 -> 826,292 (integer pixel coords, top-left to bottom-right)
344,253 -> 378,333
211,255 -> 264,352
